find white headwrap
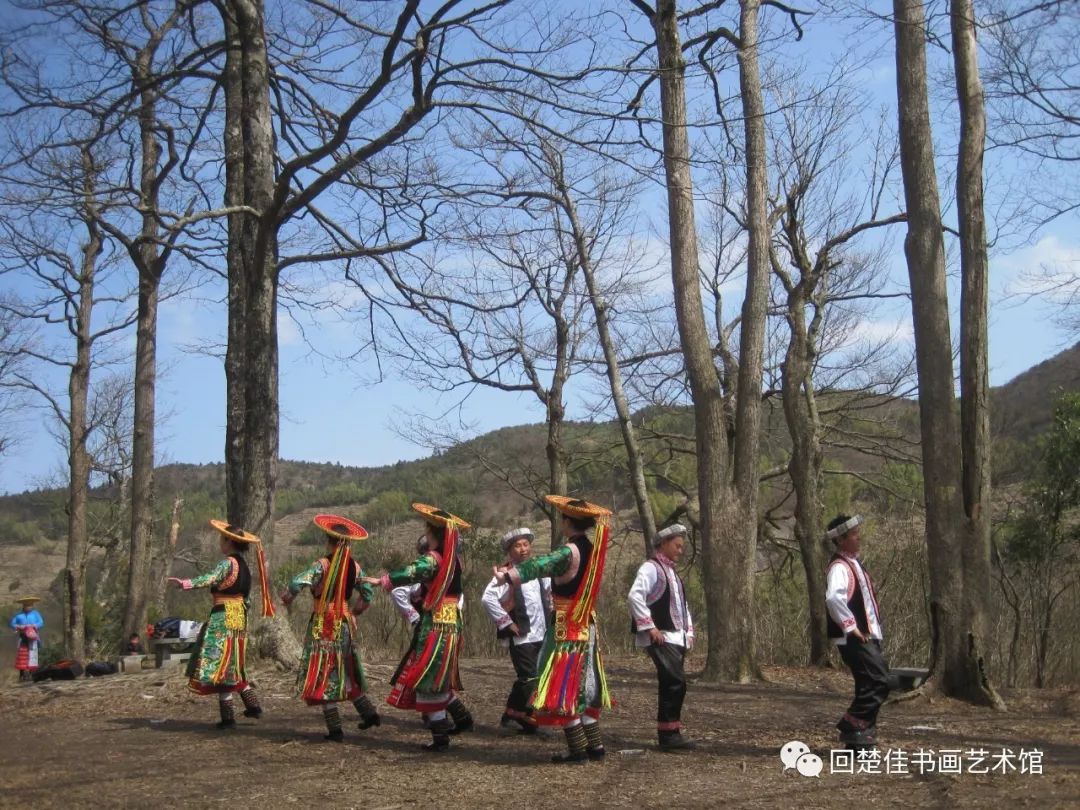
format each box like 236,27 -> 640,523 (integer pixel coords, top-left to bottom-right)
500,527 -> 534,552
652,523 -> 688,549
825,515 -> 863,541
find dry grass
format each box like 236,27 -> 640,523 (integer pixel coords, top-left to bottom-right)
1,654 -> 1078,809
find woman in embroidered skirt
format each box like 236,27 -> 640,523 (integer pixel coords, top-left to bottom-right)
10,596 -> 44,682
168,520 -> 275,728
364,503 -> 474,751
281,514 -> 381,741
491,495 -> 614,763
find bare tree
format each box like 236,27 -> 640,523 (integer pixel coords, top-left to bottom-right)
0,142 -> 137,658
632,0 -> 808,681
371,122 -> 597,543
892,0 -> 1002,706
765,78 -> 909,665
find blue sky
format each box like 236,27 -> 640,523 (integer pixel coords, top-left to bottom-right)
1,1 -> 1077,494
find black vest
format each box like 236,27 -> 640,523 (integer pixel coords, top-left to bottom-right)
629,560 -> 679,634
508,584 -> 531,634
551,534 -> 593,599
212,554 -> 251,598
826,554 -> 873,638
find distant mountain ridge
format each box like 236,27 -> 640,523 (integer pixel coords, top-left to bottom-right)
991,341 -> 1080,443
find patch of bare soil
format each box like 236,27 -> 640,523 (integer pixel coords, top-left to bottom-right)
0,655 -> 1077,809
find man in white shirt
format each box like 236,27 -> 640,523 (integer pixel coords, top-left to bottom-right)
628,524 -> 695,751
481,527 -> 551,734
824,513 -> 890,750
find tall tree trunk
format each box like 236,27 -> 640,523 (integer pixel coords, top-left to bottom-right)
152,496 -> 183,619
651,0 -> 734,680
951,0 -> 1004,708
220,0 -> 295,666
723,0 -> 771,682
122,52 -> 164,644
222,2 -> 249,522
65,153 -> 103,659
781,297 -> 830,665
892,0 -> 999,706
544,387 -> 568,549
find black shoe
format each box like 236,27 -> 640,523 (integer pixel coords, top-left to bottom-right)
423,738 -> 450,751
243,707 -> 263,719
517,721 -> 539,735
324,729 -> 344,743
358,713 -> 381,730
658,732 -> 696,752
587,746 -> 606,760
551,750 -> 588,764
841,728 -> 876,751
215,718 -> 237,730
500,713 -> 516,729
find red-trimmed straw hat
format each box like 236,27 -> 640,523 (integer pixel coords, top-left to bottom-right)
544,495 -> 613,519
412,503 -> 471,529
313,514 -> 369,542
209,519 -> 262,544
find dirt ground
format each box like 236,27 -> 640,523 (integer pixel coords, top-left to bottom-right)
1,654 -> 1078,809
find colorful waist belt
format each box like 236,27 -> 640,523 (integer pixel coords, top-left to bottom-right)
212,594 -> 246,607
432,596 -> 459,624
211,594 -> 247,630
551,596 -> 593,642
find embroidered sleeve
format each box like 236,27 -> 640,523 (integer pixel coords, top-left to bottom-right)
627,560 -> 659,631
288,560 -> 325,595
481,577 -> 513,629
387,553 -> 439,587
509,544 -> 572,586
353,563 -> 374,614
189,558 -> 235,590
391,584 -> 420,625
825,562 -> 857,632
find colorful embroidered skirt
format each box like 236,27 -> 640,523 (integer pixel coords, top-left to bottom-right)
14,639 -> 39,671
186,604 -> 248,695
529,619 -> 611,725
297,612 -> 367,705
387,597 -> 462,710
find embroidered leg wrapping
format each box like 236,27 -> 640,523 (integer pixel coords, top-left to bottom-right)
353,695 -> 381,729
552,722 -> 589,764
323,705 -> 344,742
425,715 -> 453,751
582,719 -> 605,759
240,686 -> 262,718
217,694 -> 236,729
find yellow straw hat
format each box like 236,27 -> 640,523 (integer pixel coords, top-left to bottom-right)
16,595 -> 41,606
209,519 -> 262,544
545,495 -> 613,519
313,514 -> 369,542
412,503 -> 471,529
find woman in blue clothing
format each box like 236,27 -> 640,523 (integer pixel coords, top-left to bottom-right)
10,596 -> 44,682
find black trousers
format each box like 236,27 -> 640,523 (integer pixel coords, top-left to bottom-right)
507,641 -> 542,713
838,638 -> 890,727
646,643 -> 687,725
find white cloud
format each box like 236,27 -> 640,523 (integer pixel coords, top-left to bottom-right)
996,235 -> 1080,299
